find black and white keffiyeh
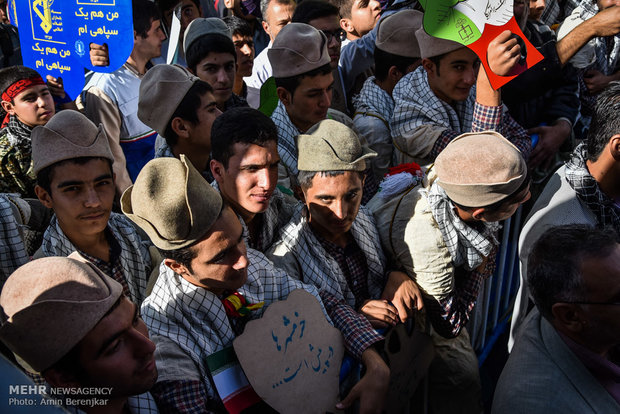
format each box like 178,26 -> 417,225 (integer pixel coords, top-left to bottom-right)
390,66 -> 476,147
271,101 -> 302,177
427,182 -> 500,271
565,142 -> 620,231
353,76 -> 395,124
0,194 -> 28,284
41,213 -> 151,304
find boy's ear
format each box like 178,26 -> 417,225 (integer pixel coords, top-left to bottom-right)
340,18 -> 354,36
1,100 -> 15,115
35,185 -> 54,209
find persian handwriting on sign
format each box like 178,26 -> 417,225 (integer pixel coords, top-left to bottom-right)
89,25 -> 119,38
270,311 -> 334,388
74,7 -> 118,21
106,12 -> 119,21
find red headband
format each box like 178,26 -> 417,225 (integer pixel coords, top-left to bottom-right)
1,76 -> 46,128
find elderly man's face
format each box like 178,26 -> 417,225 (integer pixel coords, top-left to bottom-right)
169,206 -> 249,296
574,245 -> 620,355
75,298 -> 158,398
302,171 -> 364,246
212,141 -> 280,221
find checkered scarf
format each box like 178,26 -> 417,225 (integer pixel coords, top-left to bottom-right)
270,204 -> 386,308
391,66 -> 475,144
578,1 -> 620,75
41,213 -> 151,304
271,101 -> 301,177
565,142 -> 620,231
427,183 -> 500,271
353,76 -> 395,124
3,115 -> 33,147
216,181 -> 298,252
0,194 -> 28,285
141,249 -> 324,401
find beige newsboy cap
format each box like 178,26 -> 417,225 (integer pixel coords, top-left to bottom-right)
184,17 -> 232,54
435,131 -> 527,207
121,155 -> 223,250
31,109 -> 113,175
138,64 -> 200,136
297,119 -> 376,172
375,10 -> 423,58
269,23 -> 330,78
416,26 -> 463,59
0,253 -> 123,373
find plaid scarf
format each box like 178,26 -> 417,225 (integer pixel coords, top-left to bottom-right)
0,194 -> 29,284
427,182 -> 500,271
578,1 -> 620,75
353,76 -> 395,125
269,204 -> 386,308
391,66 -> 476,145
565,142 -> 620,231
41,213 -> 151,304
271,101 -> 301,177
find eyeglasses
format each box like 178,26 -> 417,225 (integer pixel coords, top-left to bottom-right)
321,28 -> 347,42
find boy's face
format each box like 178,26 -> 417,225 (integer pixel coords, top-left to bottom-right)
73,298 -> 158,398
278,71 -> 334,133
425,47 -> 479,105
167,206 -> 249,296
302,171 -> 363,244
194,52 -> 236,108
212,141 -> 280,220
345,0 -> 380,38
308,15 -> 342,69
232,34 -> 255,77
184,91 -> 221,154
134,18 -> 166,61
36,158 -> 115,241
1,84 -> 55,127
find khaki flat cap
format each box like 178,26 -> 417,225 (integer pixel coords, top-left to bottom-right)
184,17 -> 232,55
138,64 -> 200,136
435,131 -> 527,207
0,253 -> 123,373
121,155 -> 223,250
297,119 -> 376,172
269,23 -> 330,78
416,26 -> 463,59
31,110 -> 113,175
375,10 -> 423,58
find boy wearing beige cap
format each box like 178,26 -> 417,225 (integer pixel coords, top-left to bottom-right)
31,110 -> 155,306
390,28 -> 532,166
269,119 -> 422,328
184,17 -> 249,112
353,9 -> 423,179
122,155 -> 390,412
138,64 -> 221,180
268,23 -> 362,190
369,131 -> 531,413
0,254 -> 159,413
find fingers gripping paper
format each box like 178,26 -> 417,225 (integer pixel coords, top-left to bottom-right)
233,289 -> 344,413
420,0 -> 544,89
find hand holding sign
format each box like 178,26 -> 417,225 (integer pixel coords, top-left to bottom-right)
420,0 -> 544,89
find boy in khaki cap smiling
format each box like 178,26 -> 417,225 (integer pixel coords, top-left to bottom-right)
0,253 -> 159,413
122,155 -> 392,412
31,110 -> 156,306
369,130 -> 531,413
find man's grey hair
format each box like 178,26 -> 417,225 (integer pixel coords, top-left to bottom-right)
260,0 -> 295,22
527,224 -> 619,320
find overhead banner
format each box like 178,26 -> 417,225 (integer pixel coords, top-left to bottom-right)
13,0 -> 133,99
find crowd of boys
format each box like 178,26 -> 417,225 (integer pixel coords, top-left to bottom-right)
1,0 -> 619,413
